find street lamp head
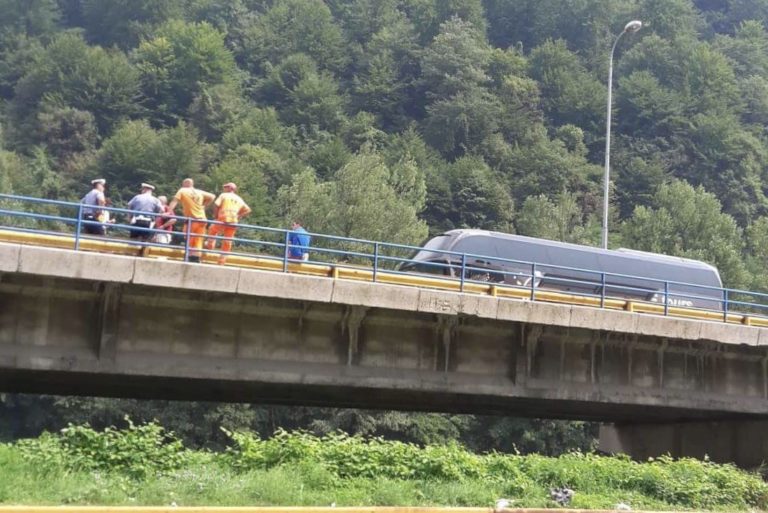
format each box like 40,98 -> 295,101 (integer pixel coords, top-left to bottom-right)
624,20 -> 643,33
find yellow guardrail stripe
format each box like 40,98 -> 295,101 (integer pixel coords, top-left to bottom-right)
0,229 -> 763,328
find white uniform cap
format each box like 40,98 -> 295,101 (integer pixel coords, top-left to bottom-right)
140,183 -> 156,191
91,178 -> 106,185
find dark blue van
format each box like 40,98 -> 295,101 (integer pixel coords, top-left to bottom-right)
401,229 -> 723,310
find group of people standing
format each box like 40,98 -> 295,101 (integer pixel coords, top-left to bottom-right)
80,178 -> 311,264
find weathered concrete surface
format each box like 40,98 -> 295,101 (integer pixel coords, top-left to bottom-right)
333,279 -> 420,311
0,243 -> 19,272
3,242 -> 765,346
239,270 -> 335,302
133,257 -> 241,293
600,420 -> 768,468
18,244 -> 136,282
1,242 -> 768,465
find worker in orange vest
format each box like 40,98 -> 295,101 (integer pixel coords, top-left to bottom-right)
168,178 -> 215,263
205,182 -> 252,264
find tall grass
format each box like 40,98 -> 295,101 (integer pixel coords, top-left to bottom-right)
1,422 -> 766,511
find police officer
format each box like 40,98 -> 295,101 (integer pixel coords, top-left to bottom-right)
128,183 -> 163,255
80,178 -> 107,235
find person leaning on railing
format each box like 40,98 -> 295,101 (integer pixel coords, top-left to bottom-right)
288,220 -> 311,261
168,178 -> 215,263
80,178 -> 107,235
153,195 -> 177,245
205,182 -> 252,265
127,183 -> 163,256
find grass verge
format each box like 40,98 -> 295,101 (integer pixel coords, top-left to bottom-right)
0,423 -> 765,511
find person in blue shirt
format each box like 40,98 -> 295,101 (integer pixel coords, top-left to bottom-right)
127,183 -> 162,241
80,178 -> 107,235
127,183 -> 163,256
288,220 -> 311,261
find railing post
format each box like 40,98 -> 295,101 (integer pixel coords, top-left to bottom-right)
183,219 -> 191,262
460,254 -> 467,292
600,272 -> 606,308
74,203 -> 83,251
530,263 -> 536,301
373,242 -> 379,282
664,281 -> 669,316
723,289 -> 729,322
283,231 -> 290,272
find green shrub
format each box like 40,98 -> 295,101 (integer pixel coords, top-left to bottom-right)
7,425 -> 767,510
16,418 -> 188,479
224,429 -> 485,481
223,429 -> 768,509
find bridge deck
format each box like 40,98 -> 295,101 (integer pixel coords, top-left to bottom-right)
1,240 -> 767,424
1,229 -> 766,328
4,239 -> 768,465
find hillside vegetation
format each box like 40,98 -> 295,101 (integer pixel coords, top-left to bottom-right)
2,0 -> 768,290
1,422 -> 766,510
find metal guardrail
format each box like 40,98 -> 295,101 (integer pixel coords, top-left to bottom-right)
1,192 -> 768,327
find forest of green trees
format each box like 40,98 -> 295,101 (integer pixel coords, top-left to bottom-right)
2,0 -> 768,452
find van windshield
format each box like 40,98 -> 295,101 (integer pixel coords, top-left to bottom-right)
422,235 -> 452,252
400,234 -> 456,272
406,235 -> 455,262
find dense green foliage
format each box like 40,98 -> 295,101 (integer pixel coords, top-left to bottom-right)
2,0 -> 768,287
15,419 -> 188,479
3,0 -> 768,460
0,395 -> 597,456
2,422 -> 766,510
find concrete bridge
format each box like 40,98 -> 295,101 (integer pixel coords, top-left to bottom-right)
1,241 -> 767,466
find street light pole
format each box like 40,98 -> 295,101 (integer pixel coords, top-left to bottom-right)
602,20 -> 642,250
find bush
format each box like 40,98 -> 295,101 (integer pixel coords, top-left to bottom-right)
224,429 -> 485,481
223,429 -> 768,510
7,425 -> 767,510
15,417 -> 188,478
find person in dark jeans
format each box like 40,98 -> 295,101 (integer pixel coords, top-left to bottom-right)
127,183 -> 163,255
80,178 -> 107,235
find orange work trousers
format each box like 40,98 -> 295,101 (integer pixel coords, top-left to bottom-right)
186,219 -> 207,256
205,222 -> 237,263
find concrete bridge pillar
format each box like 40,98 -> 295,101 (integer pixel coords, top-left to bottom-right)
599,420 -> 768,468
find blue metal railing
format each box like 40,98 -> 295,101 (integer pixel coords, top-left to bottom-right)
1,192 -> 768,323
